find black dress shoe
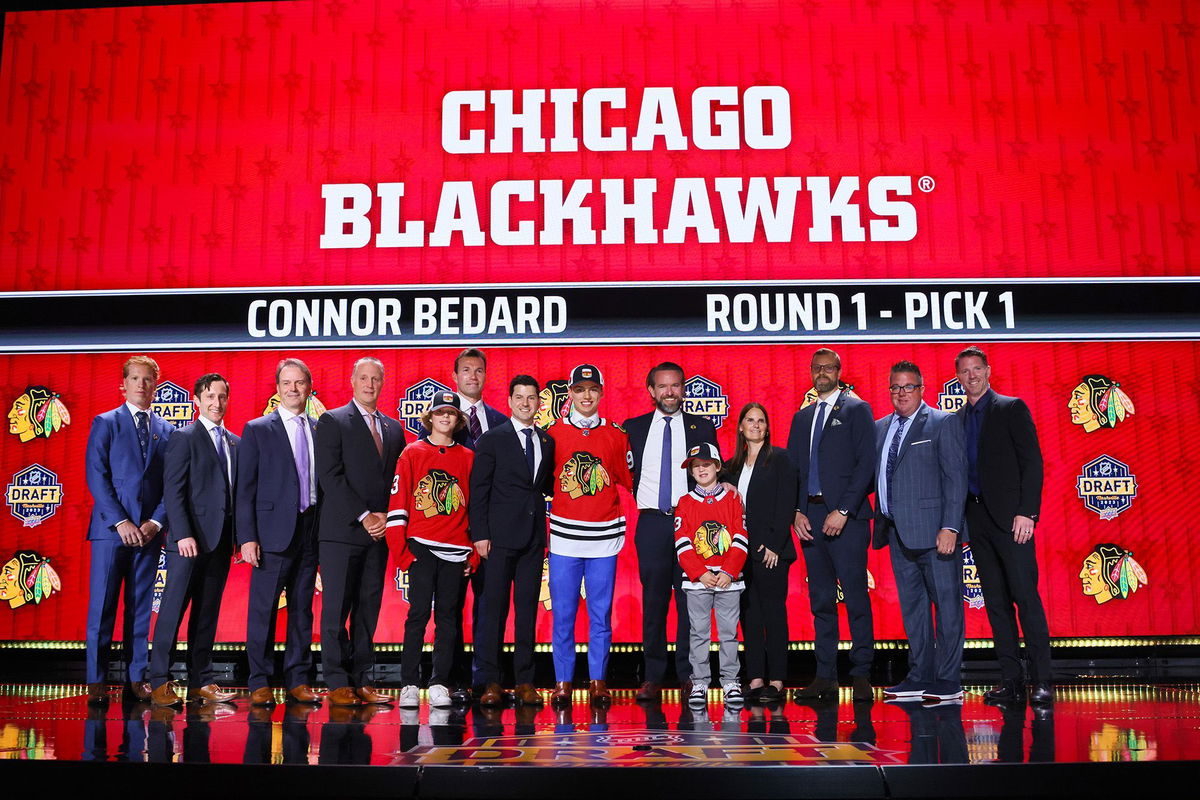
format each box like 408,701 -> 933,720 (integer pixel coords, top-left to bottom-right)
1029,681 -> 1055,704
745,685 -> 764,704
450,686 -> 473,705
759,685 -> 784,704
984,679 -> 1026,703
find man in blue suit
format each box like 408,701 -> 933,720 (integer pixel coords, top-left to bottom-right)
85,355 -> 174,704
236,358 -> 322,707
149,373 -> 239,707
787,348 -> 877,702
873,360 -> 968,703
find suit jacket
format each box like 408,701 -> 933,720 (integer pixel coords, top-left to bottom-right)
623,411 -> 719,497
420,400 -> 507,450
85,405 -> 173,542
955,390 -> 1044,530
872,403 -> 967,550
786,393 -> 876,520
315,402 -> 405,546
723,446 -> 798,562
162,420 -> 239,553
236,410 -> 315,552
468,421 -> 555,550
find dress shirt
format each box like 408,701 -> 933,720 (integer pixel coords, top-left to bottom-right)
964,389 -> 992,497
808,389 -> 841,447
277,406 -> 318,508
197,415 -> 233,482
119,402 -> 162,531
568,409 -> 599,428
511,418 -> 543,478
460,394 -> 491,436
635,409 -> 687,510
876,404 -> 921,518
736,462 -> 754,498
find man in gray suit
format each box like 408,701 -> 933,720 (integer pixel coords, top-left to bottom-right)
872,360 -> 967,703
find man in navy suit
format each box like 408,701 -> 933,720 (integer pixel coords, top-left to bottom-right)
236,358 -> 322,707
623,362 -> 719,701
316,357 -> 405,707
85,355 -> 174,704
873,360 -> 968,703
470,375 -> 555,707
149,373 -> 239,707
787,349 -> 877,702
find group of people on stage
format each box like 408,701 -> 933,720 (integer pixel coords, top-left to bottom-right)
84,345 -> 1052,712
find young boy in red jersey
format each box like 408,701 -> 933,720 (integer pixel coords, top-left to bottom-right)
545,364 -> 633,707
674,443 -> 750,706
387,392 -> 476,709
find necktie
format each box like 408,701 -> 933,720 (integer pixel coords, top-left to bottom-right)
135,411 -> 149,461
885,415 -> 909,516
808,402 -> 826,496
658,416 -> 674,512
212,426 -> 230,485
294,416 -> 311,513
522,428 -> 536,478
468,405 -> 482,444
367,412 -> 384,458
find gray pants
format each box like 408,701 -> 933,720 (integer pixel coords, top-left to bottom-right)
686,587 -> 742,685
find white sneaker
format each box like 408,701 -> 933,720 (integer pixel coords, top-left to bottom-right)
399,685 -> 420,708
427,684 -> 452,707
428,708 -> 451,726
723,682 -> 744,705
399,708 -> 420,726
688,684 -> 708,705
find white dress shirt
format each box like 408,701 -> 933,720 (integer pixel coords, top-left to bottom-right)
460,394 -> 491,435
197,415 -> 232,483
636,409 -> 687,510
511,418 -> 543,478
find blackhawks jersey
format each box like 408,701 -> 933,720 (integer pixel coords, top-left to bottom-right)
673,485 -> 749,591
546,417 -> 633,558
386,439 -> 476,568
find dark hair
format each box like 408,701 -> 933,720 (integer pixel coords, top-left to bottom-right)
646,361 -> 685,388
193,373 -> 229,397
725,402 -> 773,477
275,357 -> 312,384
509,374 -> 540,395
811,348 -> 841,368
455,348 -> 487,371
954,346 -> 988,368
890,360 -> 923,381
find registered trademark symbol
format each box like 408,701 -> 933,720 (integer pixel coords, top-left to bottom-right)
918,175 -> 935,192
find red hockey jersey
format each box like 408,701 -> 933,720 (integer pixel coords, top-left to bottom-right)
673,486 -> 749,591
546,417 -> 633,558
386,439 -> 476,570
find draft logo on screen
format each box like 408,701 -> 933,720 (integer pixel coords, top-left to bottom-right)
5,464 -> 63,528
399,378 -> 454,437
684,375 -> 729,429
1076,455 -> 1138,521
152,381 -> 195,429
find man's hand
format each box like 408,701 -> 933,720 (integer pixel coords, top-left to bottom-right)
793,511 -> 813,541
721,481 -> 740,500
758,545 -> 779,569
936,529 -> 957,555
822,510 -> 847,537
714,572 -> 732,589
116,521 -> 141,547
698,571 -> 719,588
240,541 -> 262,568
138,520 -> 161,546
1011,515 -> 1036,544
177,537 -> 198,558
363,511 -> 388,539
475,540 -> 491,559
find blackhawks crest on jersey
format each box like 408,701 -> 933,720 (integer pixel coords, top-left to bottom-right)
692,520 -> 732,559
415,469 -> 466,518
559,451 -> 611,498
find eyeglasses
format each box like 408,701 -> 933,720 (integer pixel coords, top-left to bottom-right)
811,364 -> 839,374
889,384 -> 923,394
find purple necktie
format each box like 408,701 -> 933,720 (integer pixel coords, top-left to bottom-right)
468,405 -> 482,444
294,415 -> 311,513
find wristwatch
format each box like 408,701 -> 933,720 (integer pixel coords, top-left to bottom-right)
837,508 -> 850,517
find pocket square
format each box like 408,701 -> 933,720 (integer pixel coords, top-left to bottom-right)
909,439 -> 931,445
830,418 -> 842,426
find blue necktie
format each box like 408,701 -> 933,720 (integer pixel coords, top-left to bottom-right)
808,402 -> 826,496
658,416 -> 673,513
212,426 -> 230,484
885,415 -> 909,516
522,427 -> 536,478
136,411 -> 150,461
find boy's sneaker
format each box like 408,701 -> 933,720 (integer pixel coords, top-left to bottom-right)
427,684 -> 453,707
398,685 -> 420,708
883,679 -> 927,701
723,683 -> 744,705
921,681 -> 964,702
687,683 -> 708,706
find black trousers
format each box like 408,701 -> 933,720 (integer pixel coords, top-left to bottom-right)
401,540 -> 466,686
741,555 -> 791,683
450,560 -> 485,688
472,538 -> 544,687
966,500 -> 1052,681
149,526 -> 233,688
319,536 -> 389,690
799,501 -> 874,677
635,510 -> 691,684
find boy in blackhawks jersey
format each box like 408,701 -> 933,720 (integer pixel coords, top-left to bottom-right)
386,392 -> 476,710
674,442 -> 750,707
545,364 -> 634,708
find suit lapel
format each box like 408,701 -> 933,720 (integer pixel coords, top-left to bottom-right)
348,404 -> 383,470
895,406 -> 930,467
796,404 -> 816,458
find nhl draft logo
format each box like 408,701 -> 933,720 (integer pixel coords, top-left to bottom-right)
262,391 -> 328,420
800,381 -> 859,409
1079,543 -> 1148,604
536,379 -> 571,429
399,378 -> 454,437
938,378 -> 967,413
152,381 -> 195,429
1076,455 -> 1138,521
961,543 -> 985,609
1,550 -> 61,610
5,464 -> 64,528
7,386 -> 71,443
152,549 -> 168,613
1068,375 -> 1135,433
395,568 -> 411,603
684,376 -> 730,429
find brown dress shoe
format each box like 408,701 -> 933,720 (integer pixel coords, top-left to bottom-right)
150,682 -> 183,707
187,684 -> 236,704
328,686 -> 363,706
852,676 -> 874,703
635,681 -> 662,702
126,681 -> 153,701
87,683 -> 109,705
249,687 -> 277,707
247,707 -> 274,723
514,684 -> 543,706
794,677 -> 838,700
550,681 -> 573,707
288,684 -> 323,704
356,686 -> 393,704
479,683 -> 506,707
588,680 -> 611,706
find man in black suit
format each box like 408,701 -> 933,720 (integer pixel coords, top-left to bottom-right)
316,356 -> 405,707
623,361 -> 719,701
786,349 -> 877,702
149,373 -> 239,707
237,358 -> 323,707
954,346 -> 1051,704
470,375 -> 555,707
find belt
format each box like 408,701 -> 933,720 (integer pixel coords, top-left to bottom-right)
639,507 -> 675,516
807,494 -> 825,505
967,493 -> 983,504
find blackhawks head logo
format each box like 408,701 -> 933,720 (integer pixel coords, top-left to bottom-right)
1079,543 -> 1148,605
1068,375 -> 1135,432
263,392 -> 328,420
800,381 -> 859,409
7,386 -> 71,443
559,451 -> 610,498
537,380 -> 571,429
0,550 -> 61,610
693,520 -> 732,559
415,469 -> 466,518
